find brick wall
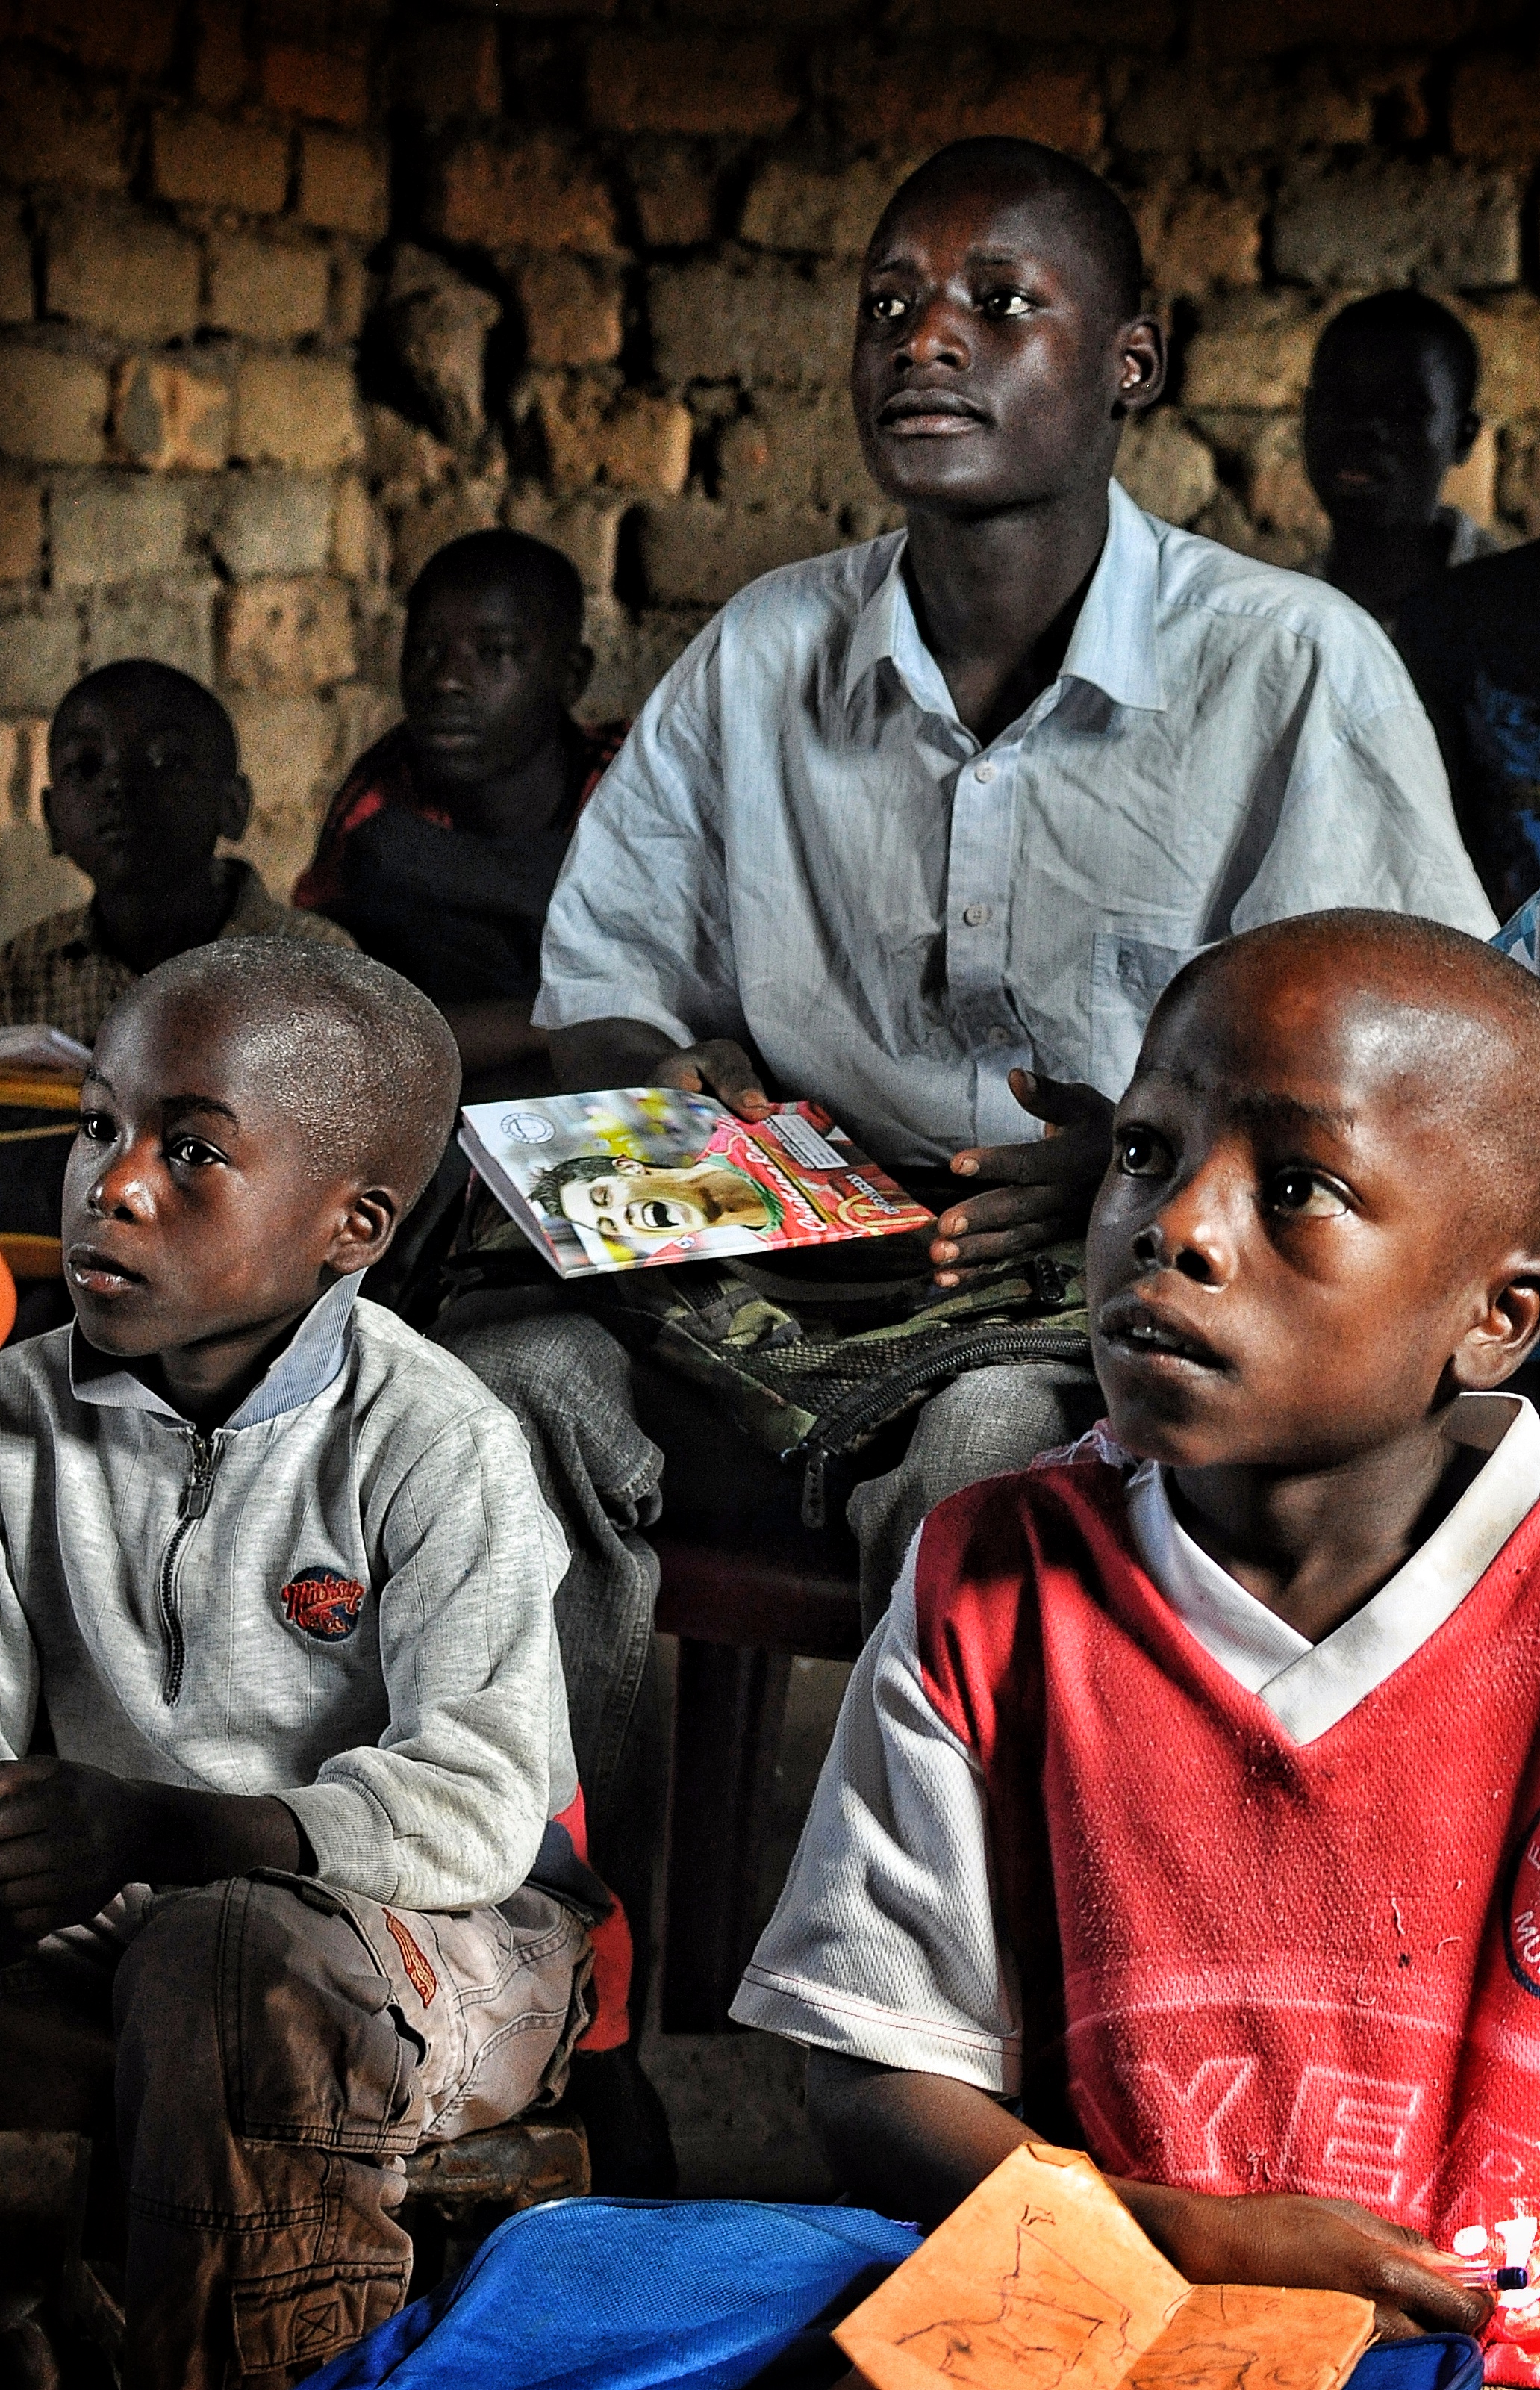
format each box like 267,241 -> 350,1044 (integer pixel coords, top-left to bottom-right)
0,0 -> 1537,940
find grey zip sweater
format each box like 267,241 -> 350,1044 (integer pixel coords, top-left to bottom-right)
0,1279 -> 576,1912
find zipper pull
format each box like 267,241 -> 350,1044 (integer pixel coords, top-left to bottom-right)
180,1435 -> 215,1519
801,1446 -> 827,1531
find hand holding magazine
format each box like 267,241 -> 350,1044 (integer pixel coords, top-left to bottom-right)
460,1088 -> 933,1278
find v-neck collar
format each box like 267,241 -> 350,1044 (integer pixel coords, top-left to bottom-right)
1124,1393 -> 1540,1745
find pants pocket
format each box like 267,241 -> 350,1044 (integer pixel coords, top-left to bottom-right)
229,2257 -> 409,2383
219,1875 -> 422,2156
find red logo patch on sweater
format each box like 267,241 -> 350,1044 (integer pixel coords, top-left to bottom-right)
384,1912 -> 437,2006
1506,1808 -> 1540,1994
280,1569 -> 366,1641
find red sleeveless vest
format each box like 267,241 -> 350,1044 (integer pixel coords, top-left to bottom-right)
911,1457 -> 1540,2252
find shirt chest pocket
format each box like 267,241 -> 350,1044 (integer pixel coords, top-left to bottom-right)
1089,932 -> 1203,1101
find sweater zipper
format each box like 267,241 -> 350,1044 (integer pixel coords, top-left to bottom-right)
159,1431 -> 216,1707
791,1325 -> 1092,1528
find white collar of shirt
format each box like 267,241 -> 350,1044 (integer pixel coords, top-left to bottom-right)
842,477 -> 1168,723
1124,1392 -> 1540,1743
69,1272 -> 361,1431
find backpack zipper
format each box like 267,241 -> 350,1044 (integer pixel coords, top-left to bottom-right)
159,1430 -> 217,1706
791,1325 -> 1092,1528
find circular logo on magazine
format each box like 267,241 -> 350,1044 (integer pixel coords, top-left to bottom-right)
1506,1805 -> 1540,1997
499,1112 -> 555,1143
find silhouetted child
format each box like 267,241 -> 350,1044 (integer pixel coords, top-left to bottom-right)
1400,538 -> 1540,919
0,940 -> 627,2387
0,660 -> 353,1048
740,910 -> 1540,2368
1302,290 -> 1500,629
295,530 -> 623,1100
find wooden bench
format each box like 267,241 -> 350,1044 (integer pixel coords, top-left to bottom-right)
402,2111 -> 589,2293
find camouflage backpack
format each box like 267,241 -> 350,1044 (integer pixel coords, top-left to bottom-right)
444,1218 -> 1091,1528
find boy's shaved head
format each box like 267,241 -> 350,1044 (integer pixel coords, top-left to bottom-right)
69,942 -> 458,1404
119,939 -> 461,1208
399,529 -> 593,814
1163,910 -> 1540,1237
50,659 -> 237,771
406,529 -> 584,644
876,139 -> 1145,323
45,658 -> 255,907
854,137 -> 1162,523
1312,291 -> 1480,417
1091,909 -> 1540,1475
1304,292 -> 1482,544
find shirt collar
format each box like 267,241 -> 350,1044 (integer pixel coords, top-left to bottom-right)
842,479 -> 1167,721
1126,1391 -> 1540,1744
69,1273 -> 362,1431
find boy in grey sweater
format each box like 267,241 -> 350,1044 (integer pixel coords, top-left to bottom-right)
0,939 -> 595,2389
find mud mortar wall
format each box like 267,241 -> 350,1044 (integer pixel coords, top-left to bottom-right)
0,0 -> 1536,935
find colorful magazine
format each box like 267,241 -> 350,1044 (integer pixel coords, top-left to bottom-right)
459,1088 -> 935,1278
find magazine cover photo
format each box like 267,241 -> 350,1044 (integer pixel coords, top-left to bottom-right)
461,1088 -> 934,1278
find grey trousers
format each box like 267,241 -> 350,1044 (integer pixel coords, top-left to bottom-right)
431,1291 -> 1100,1907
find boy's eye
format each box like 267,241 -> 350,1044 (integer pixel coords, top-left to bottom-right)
166,1135 -> 223,1169
864,291 -> 908,322
980,290 -> 1033,320
1265,1168 -> 1350,1220
1115,1127 -> 1169,1178
78,1110 -> 113,1143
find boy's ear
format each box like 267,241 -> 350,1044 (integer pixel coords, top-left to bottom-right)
563,641 -> 594,711
325,1186 -> 401,1278
1112,316 -> 1167,422
219,772 -> 254,845
1450,1266 -> 1540,1392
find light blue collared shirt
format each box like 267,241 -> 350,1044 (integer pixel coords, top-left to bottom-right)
537,482 -> 1494,1170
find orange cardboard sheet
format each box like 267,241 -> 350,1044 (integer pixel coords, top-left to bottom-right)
833,2142 -> 1376,2390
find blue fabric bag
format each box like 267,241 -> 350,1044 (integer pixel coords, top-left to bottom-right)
299,2197 -> 921,2390
1351,2339 -> 1486,2390
1358,2333 -> 1483,2390
299,2194 -> 1488,2390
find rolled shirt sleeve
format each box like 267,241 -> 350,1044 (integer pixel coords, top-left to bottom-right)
732,1539 -> 1023,2094
284,1404 -> 572,1914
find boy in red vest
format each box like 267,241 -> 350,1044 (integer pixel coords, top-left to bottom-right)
736,908 -> 1540,2360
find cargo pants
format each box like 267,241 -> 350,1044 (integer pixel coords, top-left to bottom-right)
2,1870 -> 590,2390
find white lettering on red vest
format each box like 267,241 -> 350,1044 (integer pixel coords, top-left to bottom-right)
1127,2056 -> 1258,2182
1281,2066 -> 1424,2206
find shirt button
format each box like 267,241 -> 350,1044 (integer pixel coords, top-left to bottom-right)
987,1027 -> 1012,1047
961,902 -> 992,927
973,762 -> 997,783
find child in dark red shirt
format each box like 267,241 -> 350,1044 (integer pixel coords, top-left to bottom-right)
296,530 -> 622,1101
738,909 -> 1540,2366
